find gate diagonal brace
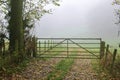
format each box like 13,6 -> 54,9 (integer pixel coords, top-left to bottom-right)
69,39 -> 100,59
40,39 -> 66,55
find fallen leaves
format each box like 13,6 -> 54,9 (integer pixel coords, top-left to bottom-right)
17,58 -> 62,80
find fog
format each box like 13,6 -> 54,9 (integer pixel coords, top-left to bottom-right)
35,0 -> 120,47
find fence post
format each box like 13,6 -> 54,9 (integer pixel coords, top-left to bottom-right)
104,44 -> 109,67
100,41 -> 105,59
111,49 -> 117,72
33,37 -> 37,57
3,40 -> 5,57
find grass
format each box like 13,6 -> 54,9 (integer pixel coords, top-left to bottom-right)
47,59 -> 74,80
91,59 -> 111,80
91,46 -> 120,79
37,48 -> 65,60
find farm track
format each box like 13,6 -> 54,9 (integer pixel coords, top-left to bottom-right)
63,59 -> 99,80
13,52 -> 66,80
63,49 -> 100,80
22,58 -> 62,80
8,49 -> 108,80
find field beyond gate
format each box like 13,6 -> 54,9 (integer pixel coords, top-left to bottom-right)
36,38 -> 102,59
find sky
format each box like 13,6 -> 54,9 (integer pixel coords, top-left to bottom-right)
35,0 -> 120,47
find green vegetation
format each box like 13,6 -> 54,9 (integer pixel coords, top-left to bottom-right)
91,59 -> 111,80
0,1 -> 61,78
0,57 -> 30,79
6,58 -> 30,74
91,45 -> 120,79
1,0 -> 120,79
47,59 -> 74,80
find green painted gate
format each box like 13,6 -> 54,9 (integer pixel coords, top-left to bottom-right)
36,38 -> 103,59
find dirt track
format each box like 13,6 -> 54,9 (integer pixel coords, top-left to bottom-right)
63,59 -> 99,80
19,58 -> 100,80
8,52 -> 111,80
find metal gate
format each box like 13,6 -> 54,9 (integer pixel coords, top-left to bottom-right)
36,38 -> 102,59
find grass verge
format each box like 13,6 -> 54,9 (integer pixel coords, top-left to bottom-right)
91,59 -> 112,80
47,58 -> 74,80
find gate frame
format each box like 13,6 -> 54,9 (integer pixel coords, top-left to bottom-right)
36,38 -> 103,59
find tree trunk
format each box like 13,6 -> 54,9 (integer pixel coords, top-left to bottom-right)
9,0 -> 24,57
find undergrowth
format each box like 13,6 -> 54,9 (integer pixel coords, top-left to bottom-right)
0,57 -> 31,79
91,59 -> 111,80
92,58 -> 120,80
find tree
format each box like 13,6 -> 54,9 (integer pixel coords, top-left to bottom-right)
113,0 -> 120,5
9,0 -> 24,58
23,0 -> 60,57
0,0 -> 60,59
23,0 -> 60,35
113,0 -> 120,36
0,0 -> 60,39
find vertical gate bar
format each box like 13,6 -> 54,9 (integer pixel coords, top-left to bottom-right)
50,40 -> 51,49
67,39 -> 69,57
39,41 -> 41,54
51,40 -> 52,49
45,40 -> 46,52
48,40 -> 49,49
44,40 -> 46,53
53,40 -> 54,47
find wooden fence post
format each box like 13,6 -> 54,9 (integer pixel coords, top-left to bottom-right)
33,37 -> 37,57
3,39 -> 5,57
0,39 -> 5,57
111,49 -> 117,72
104,44 -> 109,67
100,41 -> 105,59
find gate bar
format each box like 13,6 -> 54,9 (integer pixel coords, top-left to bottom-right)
40,39 -> 66,54
69,39 -> 100,58
37,38 -> 101,40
